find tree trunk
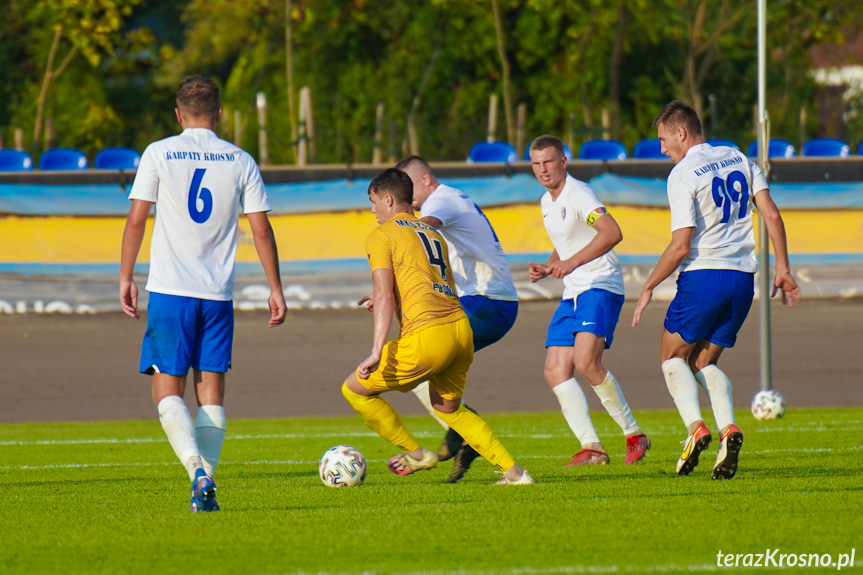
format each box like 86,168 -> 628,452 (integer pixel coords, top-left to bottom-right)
609,3 -> 629,140
285,0 -> 297,164
685,2 -> 702,116
33,27 -> 63,155
33,24 -> 77,157
490,0 -> 515,145
406,46 -> 439,157
576,14 -> 597,142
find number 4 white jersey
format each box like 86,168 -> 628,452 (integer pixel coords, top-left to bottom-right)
668,143 -> 768,273
128,128 -> 271,301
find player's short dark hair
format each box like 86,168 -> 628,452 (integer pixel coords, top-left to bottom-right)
394,155 -> 433,175
369,168 -> 413,205
528,135 -> 565,158
653,100 -> 702,137
176,76 -> 221,123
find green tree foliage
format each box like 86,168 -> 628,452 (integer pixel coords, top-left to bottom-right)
2,0 -> 860,162
28,0 -> 147,154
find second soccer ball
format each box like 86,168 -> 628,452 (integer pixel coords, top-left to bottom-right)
751,389 -> 786,420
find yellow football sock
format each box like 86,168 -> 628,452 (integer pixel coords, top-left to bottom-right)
341,382 -> 421,452
434,404 -> 515,471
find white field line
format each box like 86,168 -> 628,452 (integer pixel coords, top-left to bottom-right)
0,445 -> 860,472
2,421 -> 863,448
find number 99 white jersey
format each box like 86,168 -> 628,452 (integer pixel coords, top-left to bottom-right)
128,128 -> 271,301
667,143 -> 768,273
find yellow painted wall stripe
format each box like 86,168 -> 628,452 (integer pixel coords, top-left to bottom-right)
1,205 -> 860,263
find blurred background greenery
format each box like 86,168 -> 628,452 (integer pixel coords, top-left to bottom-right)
1,0 -> 861,164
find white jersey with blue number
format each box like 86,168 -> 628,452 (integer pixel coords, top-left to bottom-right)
541,174 -> 624,299
668,143 -> 768,273
128,128 -> 271,301
420,183 -> 518,301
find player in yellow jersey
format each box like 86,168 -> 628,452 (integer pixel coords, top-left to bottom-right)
341,168 -> 533,485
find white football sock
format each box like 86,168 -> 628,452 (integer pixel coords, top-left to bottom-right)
157,395 -> 203,481
592,371 -> 641,436
695,365 -> 736,431
662,358 -> 704,429
196,404 -> 226,478
552,378 -> 600,446
411,381 -> 449,430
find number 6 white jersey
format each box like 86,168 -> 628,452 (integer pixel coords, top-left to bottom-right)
128,128 -> 271,301
667,143 -> 768,273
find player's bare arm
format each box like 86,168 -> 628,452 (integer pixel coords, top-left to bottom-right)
119,199 -> 153,319
247,211 -> 287,326
632,227 -> 693,327
545,210 -> 623,279
357,268 -> 395,379
418,215 -> 443,229
752,189 -> 801,307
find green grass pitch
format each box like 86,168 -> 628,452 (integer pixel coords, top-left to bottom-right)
1,408 -> 861,574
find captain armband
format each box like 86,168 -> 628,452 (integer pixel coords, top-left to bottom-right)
586,207 -> 607,227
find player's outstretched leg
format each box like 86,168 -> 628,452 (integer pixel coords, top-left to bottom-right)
435,404 -> 533,485
694,365 -> 743,479
662,358 -> 713,475
158,395 -> 220,510
551,379 -> 609,466
196,405 -> 226,478
445,404 -> 481,483
342,382 -> 438,475
590,370 -> 651,464
410,381 -> 460,460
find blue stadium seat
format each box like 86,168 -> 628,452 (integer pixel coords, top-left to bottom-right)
746,139 -> 795,158
632,138 -> 664,159
0,149 -> 35,172
706,138 -> 739,150
38,148 -> 89,170
523,142 -> 574,162
859,142 -> 863,156
578,139 -> 627,161
467,141 -> 518,163
94,147 -> 141,170
802,138 -> 850,157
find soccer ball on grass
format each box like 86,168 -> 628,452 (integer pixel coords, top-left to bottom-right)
751,389 -> 786,420
319,445 -> 367,487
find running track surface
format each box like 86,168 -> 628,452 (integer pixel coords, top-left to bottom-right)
1,298 -> 860,423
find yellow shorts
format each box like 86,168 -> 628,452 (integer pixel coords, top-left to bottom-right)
357,317 -> 474,400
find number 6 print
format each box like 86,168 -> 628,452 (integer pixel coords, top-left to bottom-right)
711,170 -> 749,224
188,168 -> 213,224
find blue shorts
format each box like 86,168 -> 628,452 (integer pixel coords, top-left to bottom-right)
545,289 -> 624,349
140,292 -> 234,376
664,269 -> 754,348
459,295 -> 518,352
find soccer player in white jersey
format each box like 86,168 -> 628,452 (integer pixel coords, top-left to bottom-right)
528,135 -> 651,467
632,100 -> 800,480
392,155 -> 519,483
120,76 -> 287,511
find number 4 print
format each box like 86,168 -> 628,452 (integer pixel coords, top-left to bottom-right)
417,231 -> 447,281
188,168 -> 213,224
711,170 -> 749,224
